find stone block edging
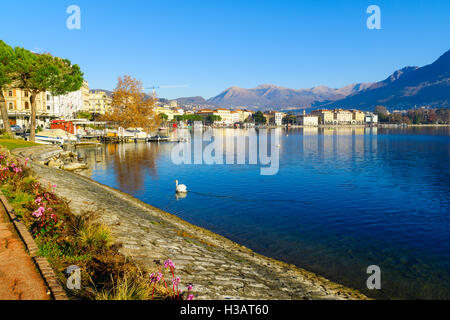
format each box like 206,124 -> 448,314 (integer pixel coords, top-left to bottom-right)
0,191 -> 68,300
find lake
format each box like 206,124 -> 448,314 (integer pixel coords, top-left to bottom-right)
77,127 -> 450,299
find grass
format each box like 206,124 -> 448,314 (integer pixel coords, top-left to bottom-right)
94,272 -> 154,300
0,137 -> 40,150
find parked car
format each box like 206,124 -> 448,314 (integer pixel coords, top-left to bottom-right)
10,125 -> 25,134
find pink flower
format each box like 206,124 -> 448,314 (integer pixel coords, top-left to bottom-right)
149,272 -> 163,283
187,294 -> 194,300
35,197 -> 43,204
32,206 -> 45,218
187,285 -> 193,291
164,259 -> 175,269
172,277 -> 181,287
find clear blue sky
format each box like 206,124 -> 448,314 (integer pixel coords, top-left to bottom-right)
1,0 -> 449,99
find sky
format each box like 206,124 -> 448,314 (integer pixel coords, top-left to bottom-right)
1,0 -> 449,99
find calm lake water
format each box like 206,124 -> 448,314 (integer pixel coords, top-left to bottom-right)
77,127 -> 450,299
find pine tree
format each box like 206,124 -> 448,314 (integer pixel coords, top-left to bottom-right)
0,41 -> 15,136
11,47 -> 84,142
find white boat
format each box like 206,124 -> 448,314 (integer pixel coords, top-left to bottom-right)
34,135 -> 65,145
125,128 -> 148,139
35,129 -> 78,145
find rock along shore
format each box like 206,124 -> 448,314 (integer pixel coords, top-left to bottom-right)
14,145 -> 368,300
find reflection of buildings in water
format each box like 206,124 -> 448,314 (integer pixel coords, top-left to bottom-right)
335,132 -> 352,159
300,127 -> 378,158
79,143 -> 163,193
334,127 -> 353,136
301,127 -> 319,156
113,143 -> 161,192
364,127 -> 378,155
198,128 -> 260,164
354,128 -> 365,135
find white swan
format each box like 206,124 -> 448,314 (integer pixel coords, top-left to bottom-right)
175,180 -> 187,193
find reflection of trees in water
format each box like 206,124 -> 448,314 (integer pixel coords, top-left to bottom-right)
108,143 -> 161,193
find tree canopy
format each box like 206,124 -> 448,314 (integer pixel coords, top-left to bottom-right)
0,41 -> 15,136
206,114 -> 222,124
102,75 -> 160,133
283,113 -> 297,124
253,111 -> 267,124
9,46 -> 84,141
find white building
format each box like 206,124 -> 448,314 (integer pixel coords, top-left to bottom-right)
297,115 -> 319,126
274,112 -> 283,126
214,108 -> 234,125
47,89 -> 84,120
365,113 -> 378,125
231,111 -> 241,124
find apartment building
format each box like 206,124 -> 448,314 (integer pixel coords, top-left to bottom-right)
351,110 -> 366,125
232,109 -> 253,123
81,81 -> 90,112
311,109 -> 334,124
311,109 -> 365,125
297,115 -> 319,126
264,111 -> 284,126
89,90 -> 112,115
47,88 -> 84,120
365,112 -> 378,125
0,88 -> 48,128
214,108 -> 233,125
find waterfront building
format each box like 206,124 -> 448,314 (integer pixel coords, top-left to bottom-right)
89,90 -> 112,115
297,114 -> 319,126
231,109 -> 253,123
274,112 -> 283,126
311,109 -> 334,124
311,109 -> 364,125
0,88 -> 48,128
231,111 -> 241,124
154,106 -> 174,120
195,108 -> 236,125
81,81 -> 90,112
195,108 -> 215,120
365,112 -> 378,125
333,109 -> 353,124
214,108 -> 234,125
264,111 -> 284,126
154,106 -> 184,121
47,87 -> 85,120
351,110 -> 366,125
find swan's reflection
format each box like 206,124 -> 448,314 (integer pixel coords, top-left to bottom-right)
175,192 -> 187,200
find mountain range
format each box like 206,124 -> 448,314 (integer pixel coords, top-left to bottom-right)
173,49 -> 450,111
